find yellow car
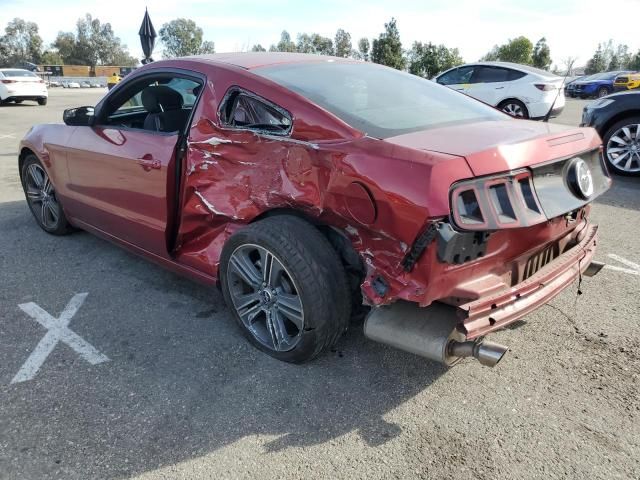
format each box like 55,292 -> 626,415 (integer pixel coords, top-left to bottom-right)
613,72 -> 640,91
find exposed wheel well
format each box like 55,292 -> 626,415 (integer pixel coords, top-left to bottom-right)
249,208 -> 365,279
18,147 -> 36,181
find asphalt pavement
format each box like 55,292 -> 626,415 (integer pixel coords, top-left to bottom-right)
0,90 -> 639,480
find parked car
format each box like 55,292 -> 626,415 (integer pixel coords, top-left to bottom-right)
613,72 -> 640,92
49,80 -> 62,88
0,68 -> 48,105
434,61 -> 565,119
565,75 -> 589,97
80,81 -> 91,88
581,90 -> 640,175
18,53 -> 610,367
67,81 -> 81,89
572,71 -> 632,98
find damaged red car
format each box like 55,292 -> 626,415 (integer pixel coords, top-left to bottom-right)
19,53 -> 611,367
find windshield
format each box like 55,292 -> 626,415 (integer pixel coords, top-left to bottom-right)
255,61 -> 506,138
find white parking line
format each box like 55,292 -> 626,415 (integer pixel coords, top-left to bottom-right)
0,133 -> 16,139
11,293 -> 109,384
606,253 -> 640,276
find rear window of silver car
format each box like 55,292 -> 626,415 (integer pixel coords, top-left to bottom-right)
255,62 -> 506,138
0,70 -> 38,77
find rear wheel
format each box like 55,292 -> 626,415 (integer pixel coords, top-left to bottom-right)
220,216 -> 350,363
499,99 -> 529,119
37,97 -> 47,106
603,117 -> 640,176
21,154 -> 73,234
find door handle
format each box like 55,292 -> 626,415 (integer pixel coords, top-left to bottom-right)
455,88 -> 465,91
137,154 -> 161,171
495,86 -> 505,89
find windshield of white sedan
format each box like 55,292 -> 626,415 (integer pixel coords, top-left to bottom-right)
256,62 -> 506,138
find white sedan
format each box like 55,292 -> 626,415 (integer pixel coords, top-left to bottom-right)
435,62 -> 565,119
0,68 -> 48,106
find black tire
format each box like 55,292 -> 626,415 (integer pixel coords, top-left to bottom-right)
14,99 -> 24,104
21,154 -> 74,235
499,99 -> 529,119
220,215 -> 351,363
37,97 -> 47,106
602,116 -> 640,176
597,87 -> 609,98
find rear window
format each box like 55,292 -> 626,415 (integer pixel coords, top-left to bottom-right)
255,62 -> 505,138
1,70 -> 38,77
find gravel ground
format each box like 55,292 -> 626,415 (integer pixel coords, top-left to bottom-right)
0,90 -> 638,480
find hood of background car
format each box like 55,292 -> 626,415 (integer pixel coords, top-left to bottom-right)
384,119 -> 602,176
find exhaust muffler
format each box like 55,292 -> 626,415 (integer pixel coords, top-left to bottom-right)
364,300 -> 508,367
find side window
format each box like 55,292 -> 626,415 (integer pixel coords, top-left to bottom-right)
473,67 -> 511,83
437,66 -> 474,85
103,76 -> 202,133
220,89 -> 292,135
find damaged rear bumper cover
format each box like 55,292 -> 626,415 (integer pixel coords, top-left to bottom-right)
365,224 -> 601,365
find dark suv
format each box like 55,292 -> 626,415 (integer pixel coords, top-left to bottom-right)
581,90 -> 640,175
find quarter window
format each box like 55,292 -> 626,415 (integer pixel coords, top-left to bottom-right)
220,89 -> 292,135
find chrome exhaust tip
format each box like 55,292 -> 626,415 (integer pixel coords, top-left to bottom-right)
583,260 -> 605,277
449,340 -> 509,367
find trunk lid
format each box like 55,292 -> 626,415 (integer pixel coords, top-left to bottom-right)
384,119 -> 601,176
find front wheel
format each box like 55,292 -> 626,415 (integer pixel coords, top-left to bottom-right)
220,216 -> 351,363
499,100 -> 529,119
597,87 -> 609,98
603,117 -> 640,176
21,154 -> 73,234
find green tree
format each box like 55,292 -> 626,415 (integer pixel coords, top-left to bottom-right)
251,44 -> 266,52
609,44 -> 631,70
40,49 -> 64,64
532,37 -> 551,70
371,18 -> 405,70
585,44 -> 607,74
482,36 -> 533,64
52,15 -> 136,66
334,28 -> 352,57
159,18 -> 215,58
276,30 -> 297,52
0,18 -> 43,67
629,50 -> 640,71
357,37 -> 370,61
296,33 -> 333,55
408,42 -> 463,78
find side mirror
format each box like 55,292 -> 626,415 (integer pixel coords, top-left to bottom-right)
63,106 -> 95,126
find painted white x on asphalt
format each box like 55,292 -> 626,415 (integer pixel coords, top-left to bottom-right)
11,293 -> 109,384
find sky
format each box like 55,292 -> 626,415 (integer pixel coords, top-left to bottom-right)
2,0 -> 639,67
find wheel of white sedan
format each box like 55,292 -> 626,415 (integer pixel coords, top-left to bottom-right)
220,216 -> 350,363
21,154 -> 73,234
603,117 -> 640,176
499,99 -> 529,119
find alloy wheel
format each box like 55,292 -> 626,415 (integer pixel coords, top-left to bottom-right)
606,124 -> 640,173
24,163 -> 61,229
502,103 -> 525,118
227,244 -> 304,352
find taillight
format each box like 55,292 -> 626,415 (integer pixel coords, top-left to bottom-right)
450,170 -> 545,231
1,79 -> 17,84
534,83 -> 556,91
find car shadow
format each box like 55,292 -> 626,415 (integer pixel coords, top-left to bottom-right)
0,200 -> 446,480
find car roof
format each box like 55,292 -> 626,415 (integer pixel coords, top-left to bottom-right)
184,52 -> 357,70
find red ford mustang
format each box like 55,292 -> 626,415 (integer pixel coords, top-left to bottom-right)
19,53 -> 611,366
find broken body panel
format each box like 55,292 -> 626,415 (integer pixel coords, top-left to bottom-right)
20,54 -> 610,349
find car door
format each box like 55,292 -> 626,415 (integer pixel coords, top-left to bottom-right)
465,66 -> 514,106
436,66 -> 475,95
63,72 -> 203,257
